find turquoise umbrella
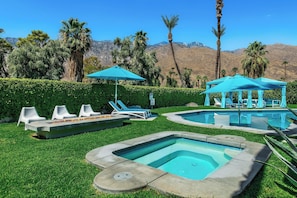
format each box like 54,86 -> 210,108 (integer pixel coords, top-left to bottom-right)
87,65 -> 145,103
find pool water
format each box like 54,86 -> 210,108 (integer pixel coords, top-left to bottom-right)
114,136 -> 242,180
181,110 -> 297,130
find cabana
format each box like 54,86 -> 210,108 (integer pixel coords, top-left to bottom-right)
203,74 -> 287,108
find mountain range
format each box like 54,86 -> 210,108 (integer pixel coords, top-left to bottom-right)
5,37 -> 297,83
85,40 -> 297,83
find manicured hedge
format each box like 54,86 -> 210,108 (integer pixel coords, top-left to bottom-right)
2,78 -> 295,122
0,78 -> 204,121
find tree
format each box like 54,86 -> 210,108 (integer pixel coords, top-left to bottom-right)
83,56 -> 104,82
161,15 -> 184,87
112,36 -> 133,68
0,29 -> 13,77
111,31 -> 162,86
201,75 -> 208,89
16,30 -> 49,47
212,25 -> 226,79
84,56 -> 103,75
196,75 -> 201,88
213,0 -> 225,79
282,60 -> 288,81
231,67 -> 238,75
60,18 -> 91,82
182,68 -> 193,88
166,67 -> 178,87
7,40 -> 69,80
221,69 -> 226,77
242,41 -> 269,78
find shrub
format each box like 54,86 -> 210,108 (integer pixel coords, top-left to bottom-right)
0,78 -> 204,121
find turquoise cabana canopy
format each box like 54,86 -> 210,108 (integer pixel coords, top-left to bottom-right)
255,77 -> 287,108
203,74 -> 286,108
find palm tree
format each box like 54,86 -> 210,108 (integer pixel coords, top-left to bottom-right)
196,75 -> 201,88
212,25 -> 226,79
282,60 -> 288,81
0,28 -> 13,77
231,67 -> 238,75
133,31 -> 147,51
221,69 -> 226,77
59,18 -> 91,82
161,15 -> 184,87
202,75 -> 208,89
213,0 -> 224,79
241,41 -> 269,78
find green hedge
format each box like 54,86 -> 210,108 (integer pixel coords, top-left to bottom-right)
2,78 -> 295,122
0,78 -> 204,121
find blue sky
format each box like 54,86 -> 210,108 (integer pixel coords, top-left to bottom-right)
1,0 -> 296,50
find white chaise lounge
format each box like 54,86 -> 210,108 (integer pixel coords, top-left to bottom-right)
108,101 -> 148,119
117,100 -> 151,117
51,105 -> 77,120
214,98 -> 221,107
79,104 -> 101,117
17,107 -> 46,130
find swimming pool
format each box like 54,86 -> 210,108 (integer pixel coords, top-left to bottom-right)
176,109 -> 296,130
86,131 -> 271,197
114,136 -> 242,180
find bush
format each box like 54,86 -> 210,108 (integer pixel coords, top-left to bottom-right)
0,78 -> 204,121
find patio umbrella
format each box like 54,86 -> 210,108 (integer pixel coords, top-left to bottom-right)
87,65 -> 145,103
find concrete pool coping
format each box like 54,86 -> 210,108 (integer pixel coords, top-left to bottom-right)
163,109 -> 297,135
86,131 -> 271,197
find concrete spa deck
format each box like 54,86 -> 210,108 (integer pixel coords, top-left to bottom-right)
26,115 -> 129,139
86,131 -> 271,197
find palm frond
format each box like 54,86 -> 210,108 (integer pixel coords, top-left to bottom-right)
255,160 -> 297,188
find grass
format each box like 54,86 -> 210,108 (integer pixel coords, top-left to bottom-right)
1,106 -> 297,197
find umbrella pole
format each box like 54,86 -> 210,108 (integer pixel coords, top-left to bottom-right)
115,80 -> 118,104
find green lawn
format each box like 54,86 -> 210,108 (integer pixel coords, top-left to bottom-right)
1,106 -> 296,197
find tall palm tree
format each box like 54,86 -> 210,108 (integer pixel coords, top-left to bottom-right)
161,15 -> 184,87
212,25 -> 225,79
214,0 -> 224,79
59,18 -> 91,82
241,41 -> 269,78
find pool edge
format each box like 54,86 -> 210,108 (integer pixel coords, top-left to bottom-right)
85,131 -> 271,197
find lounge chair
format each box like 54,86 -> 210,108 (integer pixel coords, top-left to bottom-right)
17,107 -> 46,130
51,105 -> 77,120
242,99 -> 257,108
214,113 -> 230,126
79,104 -> 101,117
108,101 -> 148,119
225,98 -> 242,108
117,100 -> 151,117
264,98 -> 280,107
213,98 -> 221,107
